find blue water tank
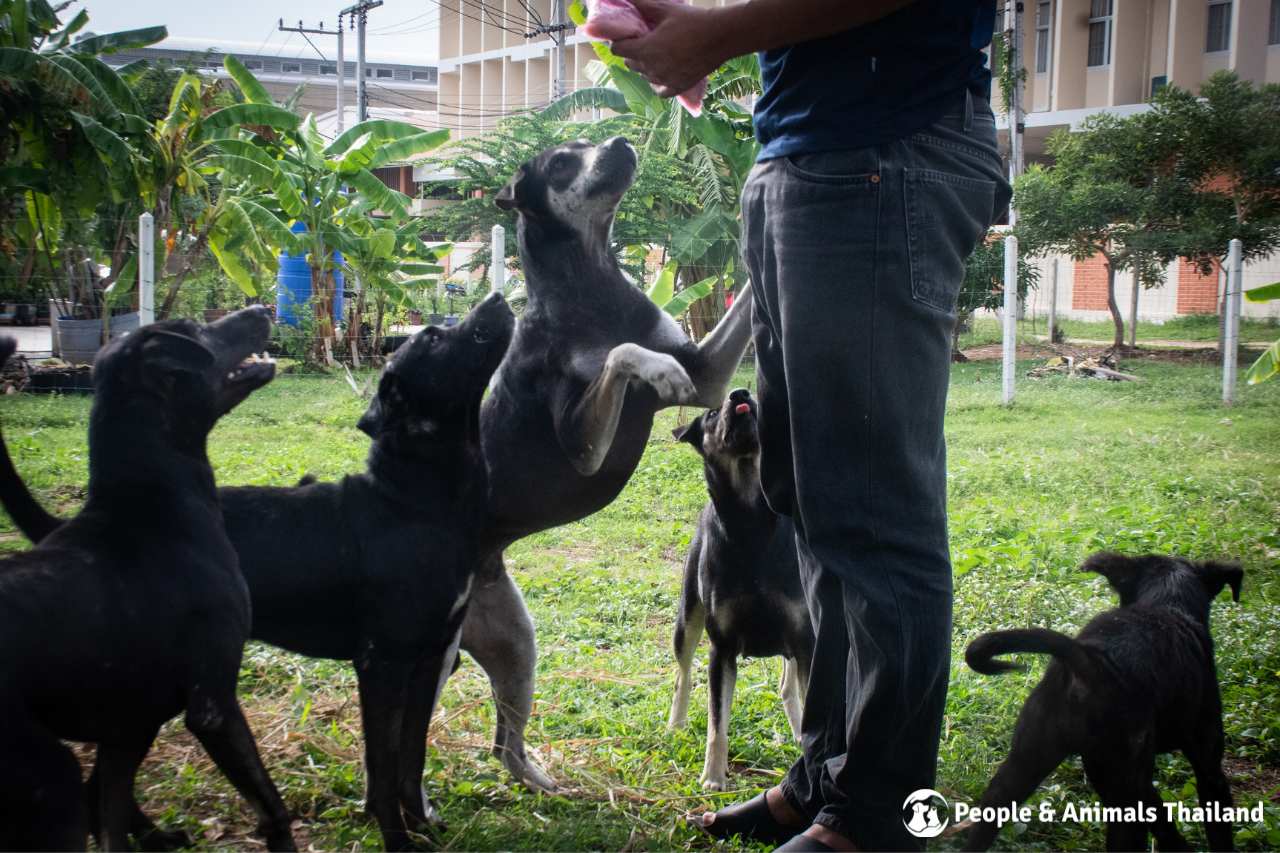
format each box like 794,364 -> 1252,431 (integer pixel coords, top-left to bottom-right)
276,221 -> 344,327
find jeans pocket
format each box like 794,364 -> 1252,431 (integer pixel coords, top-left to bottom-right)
783,151 -> 880,186
905,168 -> 998,313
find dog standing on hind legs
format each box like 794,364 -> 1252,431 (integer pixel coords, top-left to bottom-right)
463,136 -> 755,790
963,552 -> 1242,852
669,389 -> 813,791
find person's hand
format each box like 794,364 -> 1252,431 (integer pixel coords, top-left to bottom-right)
610,0 -> 726,97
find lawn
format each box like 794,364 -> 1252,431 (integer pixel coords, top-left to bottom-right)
958,313 -> 1278,350
2,358 -> 1279,851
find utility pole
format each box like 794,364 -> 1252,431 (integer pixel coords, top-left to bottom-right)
1006,0 -> 1025,224
278,18 -> 347,128
339,0 -> 382,123
336,21 -> 345,132
529,0 -> 572,98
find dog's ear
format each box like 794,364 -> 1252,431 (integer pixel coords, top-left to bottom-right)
1081,551 -> 1146,604
671,417 -> 703,450
1196,560 -> 1244,603
140,329 -> 216,375
495,167 -> 526,211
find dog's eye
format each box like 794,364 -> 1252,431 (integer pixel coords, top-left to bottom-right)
549,155 -> 571,173
707,410 -> 717,419
473,325 -> 490,343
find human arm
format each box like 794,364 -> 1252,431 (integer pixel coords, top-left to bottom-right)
611,0 -> 917,96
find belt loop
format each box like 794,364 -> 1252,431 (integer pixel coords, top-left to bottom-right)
963,89 -> 974,132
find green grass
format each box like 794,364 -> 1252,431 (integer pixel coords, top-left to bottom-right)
3,362 -> 1280,850
958,314 -> 1279,350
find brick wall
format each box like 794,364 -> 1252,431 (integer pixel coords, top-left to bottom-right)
1175,258 -> 1219,315
1071,252 -> 1111,311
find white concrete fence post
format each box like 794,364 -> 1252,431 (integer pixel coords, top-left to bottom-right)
1222,238 -> 1243,406
138,212 -> 154,326
1002,234 -> 1018,406
490,224 -> 505,295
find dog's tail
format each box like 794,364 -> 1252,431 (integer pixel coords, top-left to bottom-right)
0,338 -> 63,544
965,628 -> 1095,677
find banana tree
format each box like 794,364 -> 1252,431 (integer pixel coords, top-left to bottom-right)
213,62 -> 448,363
0,0 -> 167,316
338,216 -> 450,362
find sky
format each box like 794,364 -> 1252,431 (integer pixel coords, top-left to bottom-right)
74,0 -> 442,64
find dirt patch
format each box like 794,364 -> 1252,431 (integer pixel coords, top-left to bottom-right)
960,341 -> 1248,366
1224,757 -> 1280,799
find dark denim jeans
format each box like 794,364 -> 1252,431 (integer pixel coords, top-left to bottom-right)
741,92 -> 1010,851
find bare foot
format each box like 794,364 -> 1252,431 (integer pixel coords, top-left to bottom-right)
697,785 -> 805,830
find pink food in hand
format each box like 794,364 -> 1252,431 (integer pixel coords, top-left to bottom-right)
581,0 -> 705,117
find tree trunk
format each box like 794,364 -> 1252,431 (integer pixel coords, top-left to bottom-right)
1104,256 -> 1124,351
157,227 -> 211,320
1127,270 -> 1140,350
310,263 -> 335,367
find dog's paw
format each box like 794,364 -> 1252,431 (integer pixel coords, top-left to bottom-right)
635,355 -> 696,403
700,775 -> 727,792
608,345 -> 697,404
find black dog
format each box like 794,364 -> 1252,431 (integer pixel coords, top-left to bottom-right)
460,138 -> 756,782
0,309 -> 293,851
964,552 -> 1242,851
0,297 -> 514,850
669,389 -> 813,790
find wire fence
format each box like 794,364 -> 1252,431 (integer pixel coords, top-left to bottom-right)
3,213 -> 1278,403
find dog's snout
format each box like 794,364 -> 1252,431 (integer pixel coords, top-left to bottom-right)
605,136 -> 631,150
728,388 -> 751,404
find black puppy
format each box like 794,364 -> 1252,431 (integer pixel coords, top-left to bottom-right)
669,389 -> 814,790
141,294 -> 510,851
964,552 -> 1242,851
0,309 -> 293,851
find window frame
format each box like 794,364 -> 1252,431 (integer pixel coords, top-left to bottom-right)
282,61 -> 301,73
1206,0 -> 1232,53
1035,0 -> 1051,73
1270,0 -> 1280,44
1087,0 -> 1112,67
320,64 -> 337,75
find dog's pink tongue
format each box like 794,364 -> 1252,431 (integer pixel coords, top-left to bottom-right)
735,403 -> 750,414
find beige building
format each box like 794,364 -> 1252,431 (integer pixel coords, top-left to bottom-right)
435,0 -> 734,135
997,0 -> 1280,160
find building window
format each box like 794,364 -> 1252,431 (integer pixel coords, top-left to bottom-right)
1035,0 -> 1051,73
1271,0 -> 1280,43
411,69 -> 436,82
376,67 -> 394,78
282,61 -> 300,72
1207,0 -> 1232,51
243,59 -> 263,70
1087,0 -> 1112,66
320,64 -> 337,75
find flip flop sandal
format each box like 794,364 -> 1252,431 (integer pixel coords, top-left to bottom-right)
687,791 -> 804,846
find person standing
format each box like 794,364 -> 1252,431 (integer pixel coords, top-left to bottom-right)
613,2 -> 1010,849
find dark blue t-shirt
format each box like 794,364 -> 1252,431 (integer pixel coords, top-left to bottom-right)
754,0 -> 996,160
